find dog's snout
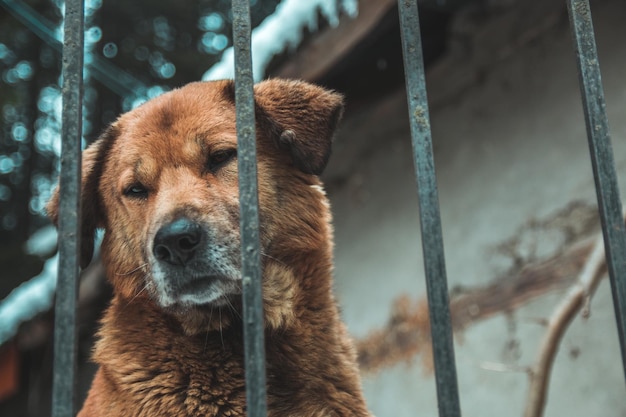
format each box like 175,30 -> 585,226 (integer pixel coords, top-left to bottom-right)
153,218 -> 204,266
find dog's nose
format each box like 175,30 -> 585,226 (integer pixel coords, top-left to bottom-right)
153,218 -> 203,266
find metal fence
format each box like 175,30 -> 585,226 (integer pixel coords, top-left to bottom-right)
51,0 -> 626,416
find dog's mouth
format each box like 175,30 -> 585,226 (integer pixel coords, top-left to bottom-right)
157,274 -> 242,308
178,276 -> 219,295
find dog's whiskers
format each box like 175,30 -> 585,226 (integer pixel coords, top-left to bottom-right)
219,307 -> 225,350
261,252 -> 285,266
204,306 -> 215,353
116,263 -> 149,276
122,282 -> 149,310
223,296 -> 241,320
203,328 -> 210,353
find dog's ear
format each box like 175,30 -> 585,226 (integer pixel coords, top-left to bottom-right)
253,79 -> 344,176
46,126 -> 118,268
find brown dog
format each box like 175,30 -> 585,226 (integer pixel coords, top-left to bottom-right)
47,79 -> 372,416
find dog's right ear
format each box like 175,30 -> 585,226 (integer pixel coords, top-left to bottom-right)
46,126 -> 118,268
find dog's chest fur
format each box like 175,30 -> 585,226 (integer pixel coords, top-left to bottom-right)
82,299 -> 368,417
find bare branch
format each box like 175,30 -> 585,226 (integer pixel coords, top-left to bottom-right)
523,235 -> 607,417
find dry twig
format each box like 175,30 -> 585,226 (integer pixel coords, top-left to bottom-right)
523,235 -> 607,417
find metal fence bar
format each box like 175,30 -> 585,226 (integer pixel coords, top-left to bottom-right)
566,0 -> 626,377
232,1 -> 268,416
51,0 -> 84,416
397,1 -> 462,416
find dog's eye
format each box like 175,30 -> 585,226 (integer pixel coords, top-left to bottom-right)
208,149 -> 236,172
124,183 -> 149,199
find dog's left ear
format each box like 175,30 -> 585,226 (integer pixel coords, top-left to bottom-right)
46,126 -> 117,268
254,79 -> 344,176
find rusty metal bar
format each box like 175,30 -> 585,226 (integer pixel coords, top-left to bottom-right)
232,0 -> 268,416
51,0 -> 84,416
566,0 -> 626,377
397,1 -> 462,416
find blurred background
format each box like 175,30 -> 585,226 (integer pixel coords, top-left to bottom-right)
1,0 -> 625,416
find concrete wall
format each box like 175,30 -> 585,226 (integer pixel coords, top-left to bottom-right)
326,0 -> 626,415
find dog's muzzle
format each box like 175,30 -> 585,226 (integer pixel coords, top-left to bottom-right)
150,217 -> 241,307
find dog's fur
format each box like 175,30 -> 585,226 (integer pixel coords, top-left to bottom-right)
47,79 -> 371,417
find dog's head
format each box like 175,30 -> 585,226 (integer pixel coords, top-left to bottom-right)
47,79 -> 343,333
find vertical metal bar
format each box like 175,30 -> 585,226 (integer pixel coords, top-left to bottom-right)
566,0 -> 626,376
232,1 -> 268,416
398,1 -> 462,416
52,0 -> 84,416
